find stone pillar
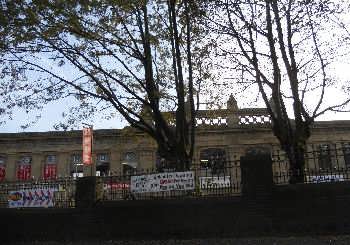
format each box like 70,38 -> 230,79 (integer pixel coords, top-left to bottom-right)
75,176 -> 102,208
57,152 -> 70,178
110,150 -> 121,175
5,153 -> 17,181
227,94 -> 239,127
138,149 -> 155,169
335,142 -> 346,169
31,153 -> 43,179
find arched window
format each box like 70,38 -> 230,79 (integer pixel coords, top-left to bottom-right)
43,154 -> 57,180
17,156 -> 32,181
0,156 -> 6,181
200,148 -> 227,174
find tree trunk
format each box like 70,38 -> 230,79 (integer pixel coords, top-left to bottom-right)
285,141 -> 306,184
156,144 -> 190,172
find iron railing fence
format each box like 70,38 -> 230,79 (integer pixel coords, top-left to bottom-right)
0,177 -> 76,208
1,144 -> 350,207
100,161 -> 242,201
272,144 -> 350,184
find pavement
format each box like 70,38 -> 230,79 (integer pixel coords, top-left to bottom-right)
5,236 -> 350,245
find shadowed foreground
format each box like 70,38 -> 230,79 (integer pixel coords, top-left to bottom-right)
6,236 -> 350,245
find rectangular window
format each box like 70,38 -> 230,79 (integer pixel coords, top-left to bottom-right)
200,148 -> 227,174
97,153 -> 109,162
46,155 -> 57,164
96,153 -> 110,176
72,154 -> 82,164
71,154 -> 83,178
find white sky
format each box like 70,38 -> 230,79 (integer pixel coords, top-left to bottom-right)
1,2 -> 350,133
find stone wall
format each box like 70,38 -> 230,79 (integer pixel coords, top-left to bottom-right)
2,182 -> 350,242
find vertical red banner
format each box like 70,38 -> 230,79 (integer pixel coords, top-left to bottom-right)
0,166 -> 5,181
43,164 -> 57,180
17,165 -> 31,181
25,165 -> 31,180
83,127 -> 93,165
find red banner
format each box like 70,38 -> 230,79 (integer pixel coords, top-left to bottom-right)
43,164 -> 57,180
83,127 -> 93,165
0,166 -> 5,181
17,165 -> 31,181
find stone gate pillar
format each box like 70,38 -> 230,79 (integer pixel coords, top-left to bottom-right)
75,176 -> 103,208
240,147 -> 273,199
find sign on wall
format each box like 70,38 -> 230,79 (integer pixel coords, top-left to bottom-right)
82,127 -> 93,165
131,171 -> 195,193
8,188 -> 58,208
199,176 -> 231,189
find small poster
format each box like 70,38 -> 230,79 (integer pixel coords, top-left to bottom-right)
131,171 -> 195,193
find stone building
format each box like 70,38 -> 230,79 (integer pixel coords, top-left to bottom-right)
1,96 -> 350,182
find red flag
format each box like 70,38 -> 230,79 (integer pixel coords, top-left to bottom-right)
83,127 -> 93,165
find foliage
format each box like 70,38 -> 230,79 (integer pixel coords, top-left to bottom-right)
0,0 -> 214,169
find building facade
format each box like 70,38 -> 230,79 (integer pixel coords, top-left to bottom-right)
1,96 -> 350,181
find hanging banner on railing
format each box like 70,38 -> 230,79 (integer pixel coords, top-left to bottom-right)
8,188 -> 58,208
306,174 -> 344,183
103,182 -> 130,190
199,176 -> 231,189
131,171 -> 195,193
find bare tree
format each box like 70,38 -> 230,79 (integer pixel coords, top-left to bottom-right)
206,0 -> 350,182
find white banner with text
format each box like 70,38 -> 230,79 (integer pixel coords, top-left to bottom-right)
131,171 -> 195,193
